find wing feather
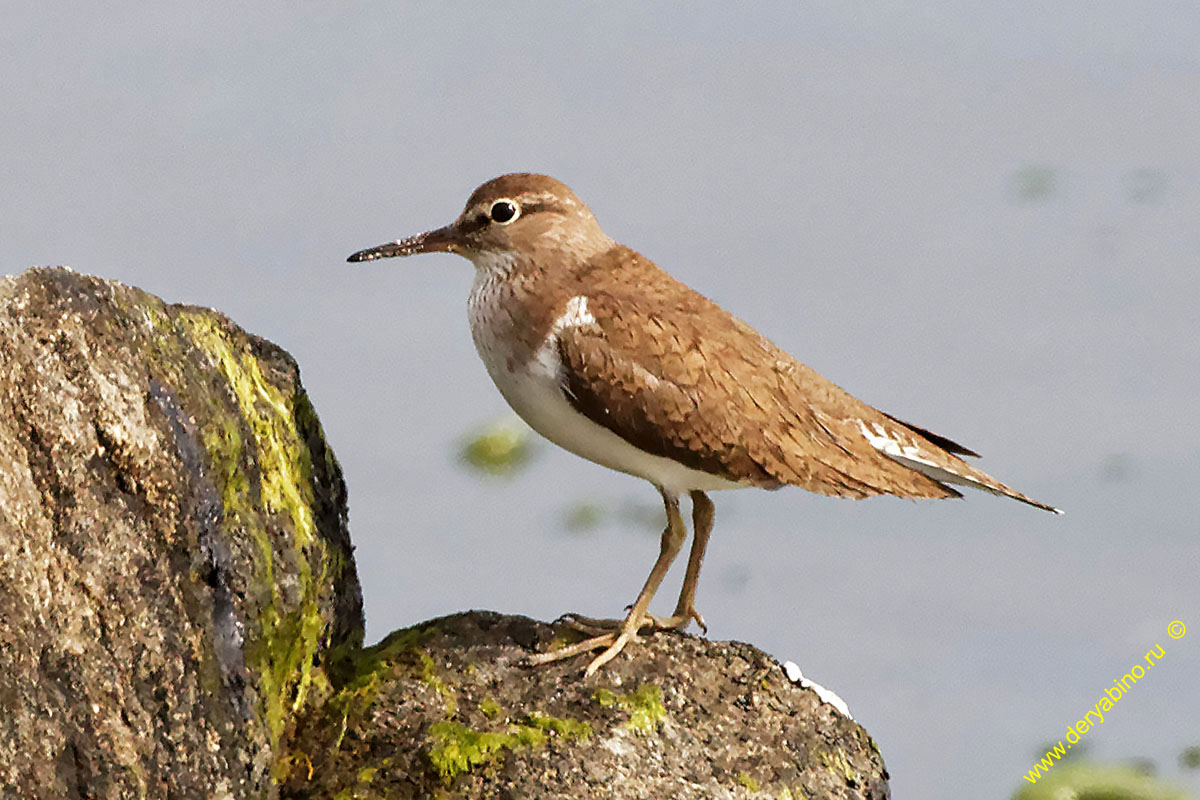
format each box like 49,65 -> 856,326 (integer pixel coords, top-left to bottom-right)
549,245 -> 1058,511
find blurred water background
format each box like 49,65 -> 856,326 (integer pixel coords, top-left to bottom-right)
4,4 -> 1198,797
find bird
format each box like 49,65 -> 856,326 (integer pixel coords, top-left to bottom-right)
348,173 -> 1060,676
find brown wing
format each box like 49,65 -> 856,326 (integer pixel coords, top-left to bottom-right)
554,248 -> 971,500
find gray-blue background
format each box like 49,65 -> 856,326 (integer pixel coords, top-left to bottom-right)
4,4 -> 1197,797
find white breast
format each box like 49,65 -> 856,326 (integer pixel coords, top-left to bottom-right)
467,275 -> 744,497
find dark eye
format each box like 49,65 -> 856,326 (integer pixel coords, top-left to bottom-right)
489,199 -> 520,224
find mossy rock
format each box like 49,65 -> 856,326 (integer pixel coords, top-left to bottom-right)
0,267 -> 362,798
280,611 -> 888,799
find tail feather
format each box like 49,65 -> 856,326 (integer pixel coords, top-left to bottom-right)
857,418 -> 1062,514
881,412 -> 980,457
893,454 -> 1062,514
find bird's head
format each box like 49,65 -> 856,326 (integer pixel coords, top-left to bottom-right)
348,173 -> 613,274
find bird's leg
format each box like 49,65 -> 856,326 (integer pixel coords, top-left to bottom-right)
669,490 -> 714,632
528,489 -> 686,675
580,490 -> 687,675
560,491 -> 714,635
639,490 -> 714,633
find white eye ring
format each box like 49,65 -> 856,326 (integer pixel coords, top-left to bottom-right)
489,199 -> 521,225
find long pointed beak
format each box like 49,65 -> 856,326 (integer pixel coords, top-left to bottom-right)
347,224 -> 459,263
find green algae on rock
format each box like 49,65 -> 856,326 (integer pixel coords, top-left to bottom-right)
0,267 -> 362,799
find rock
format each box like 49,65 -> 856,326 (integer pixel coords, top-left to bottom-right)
0,267 -> 889,799
0,267 -> 362,798
281,611 -> 888,799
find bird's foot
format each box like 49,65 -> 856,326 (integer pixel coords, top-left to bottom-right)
671,605 -> 708,634
528,607 -> 706,676
559,608 -> 703,636
558,612 -> 648,637
635,608 -> 707,634
525,629 -> 635,677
